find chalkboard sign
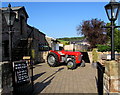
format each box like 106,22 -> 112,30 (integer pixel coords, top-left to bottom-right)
13,60 -> 30,85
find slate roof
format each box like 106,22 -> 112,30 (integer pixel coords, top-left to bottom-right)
1,6 -> 23,10
27,25 -> 45,36
0,6 -> 29,18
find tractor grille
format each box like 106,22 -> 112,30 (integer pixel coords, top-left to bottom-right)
78,54 -> 82,61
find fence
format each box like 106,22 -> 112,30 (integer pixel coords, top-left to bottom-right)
97,62 -> 105,95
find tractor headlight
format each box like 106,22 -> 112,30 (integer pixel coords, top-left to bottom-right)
71,55 -> 75,58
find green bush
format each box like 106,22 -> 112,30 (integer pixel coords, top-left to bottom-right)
92,48 -> 98,63
115,46 -> 120,52
97,44 -> 111,52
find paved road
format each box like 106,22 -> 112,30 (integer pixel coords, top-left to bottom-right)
33,62 -> 98,94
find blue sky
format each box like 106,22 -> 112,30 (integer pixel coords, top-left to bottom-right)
2,2 -> 110,38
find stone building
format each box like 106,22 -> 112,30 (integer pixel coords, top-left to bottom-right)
0,5 -> 51,94
1,6 -> 49,62
1,6 -> 29,61
27,25 -> 49,63
65,38 -> 90,51
45,36 -> 59,50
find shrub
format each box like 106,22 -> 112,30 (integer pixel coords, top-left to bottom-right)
97,44 -> 111,52
92,48 -> 98,63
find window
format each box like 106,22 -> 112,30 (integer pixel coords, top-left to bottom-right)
39,44 -> 50,51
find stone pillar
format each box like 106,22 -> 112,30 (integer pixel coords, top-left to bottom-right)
103,60 -> 120,94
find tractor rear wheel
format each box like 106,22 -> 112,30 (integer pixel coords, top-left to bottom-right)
47,52 -> 59,67
67,59 -> 76,70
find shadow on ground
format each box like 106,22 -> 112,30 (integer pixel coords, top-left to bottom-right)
56,62 -> 86,69
32,67 -> 64,95
33,72 -> 46,81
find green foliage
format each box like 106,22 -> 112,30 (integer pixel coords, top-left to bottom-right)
97,44 -> 111,52
58,40 -> 70,45
92,48 -> 98,63
57,36 -> 85,42
114,29 -> 120,52
77,18 -> 108,48
106,23 -> 120,52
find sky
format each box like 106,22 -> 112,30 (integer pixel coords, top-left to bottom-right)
2,2 -> 112,38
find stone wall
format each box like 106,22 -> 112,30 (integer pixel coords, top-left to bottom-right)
37,51 -> 49,63
30,27 -> 47,63
64,44 -> 88,51
2,7 -> 29,61
103,60 -> 120,94
88,50 -> 120,94
0,62 -> 13,95
43,51 -> 49,62
1,6 -> 48,63
64,44 -> 73,51
88,51 -> 120,64
1,6 -> 48,95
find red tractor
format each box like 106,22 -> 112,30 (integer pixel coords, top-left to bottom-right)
47,49 -> 85,69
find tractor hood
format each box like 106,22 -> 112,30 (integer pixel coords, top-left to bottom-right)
60,50 -> 82,56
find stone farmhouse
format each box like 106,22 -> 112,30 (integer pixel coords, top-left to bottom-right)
64,38 -> 90,51
0,6 -> 53,63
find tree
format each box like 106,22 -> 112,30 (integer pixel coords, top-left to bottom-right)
77,18 -> 108,48
97,44 -> 111,52
106,23 -> 120,52
114,29 -> 120,52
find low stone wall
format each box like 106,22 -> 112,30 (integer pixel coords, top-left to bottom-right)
103,60 -> 120,93
88,51 -> 120,63
43,51 -> 49,62
38,51 -> 49,63
91,51 -> 120,94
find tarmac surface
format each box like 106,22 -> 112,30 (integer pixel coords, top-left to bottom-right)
33,62 -> 98,94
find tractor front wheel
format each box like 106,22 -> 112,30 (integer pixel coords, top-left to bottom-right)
67,59 -> 76,70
